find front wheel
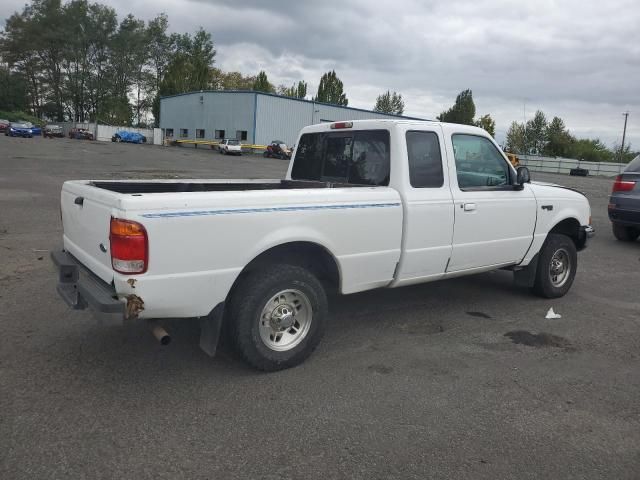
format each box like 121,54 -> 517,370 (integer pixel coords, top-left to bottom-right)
532,233 -> 577,298
228,264 -> 328,371
612,223 -> 640,242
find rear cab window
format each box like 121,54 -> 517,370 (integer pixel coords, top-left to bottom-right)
291,130 -> 390,186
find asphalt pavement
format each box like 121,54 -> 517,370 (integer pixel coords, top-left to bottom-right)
1,135 -> 639,479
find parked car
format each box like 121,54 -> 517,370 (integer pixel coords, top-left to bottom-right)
44,124 -> 64,138
22,121 -> 41,136
69,128 -> 94,140
6,122 -> 34,137
112,131 -> 147,144
263,140 -> 292,160
218,138 -> 242,155
608,155 -> 640,241
51,119 -> 594,371
0,119 -> 10,133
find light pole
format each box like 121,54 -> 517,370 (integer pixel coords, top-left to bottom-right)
620,111 -> 629,162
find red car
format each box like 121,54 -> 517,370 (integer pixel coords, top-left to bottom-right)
0,119 -> 10,133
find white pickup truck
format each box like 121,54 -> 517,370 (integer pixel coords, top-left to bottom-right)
52,119 -> 594,370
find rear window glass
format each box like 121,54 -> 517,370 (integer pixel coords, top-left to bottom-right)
625,155 -> 640,172
291,130 -> 390,186
406,131 -> 444,187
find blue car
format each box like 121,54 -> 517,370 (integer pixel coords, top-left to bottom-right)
111,131 -> 147,144
22,122 -> 41,136
609,155 -> 640,242
6,122 -> 34,137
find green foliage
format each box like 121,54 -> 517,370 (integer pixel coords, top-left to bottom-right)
373,90 -> 404,115
544,116 -> 574,157
0,67 -> 28,111
437,89 -> 475,125
475,114 -> 495,137
505,121 -> 526,153
279,81 -> 307,99
525,110 -> 548,154
314,70 -> 348,106
1,0 -> 215,125
252,70 -> 275,93
210,69 -> 255,90
571,138 -> 612,162
612,142 -> 638,163
0,109 -> 43,125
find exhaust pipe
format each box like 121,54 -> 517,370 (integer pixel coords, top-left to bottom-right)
150,323 -> 171,346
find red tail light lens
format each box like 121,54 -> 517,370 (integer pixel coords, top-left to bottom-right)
612,175 -> 636,192
330,121 -> 353,129
110,217 -> 148,274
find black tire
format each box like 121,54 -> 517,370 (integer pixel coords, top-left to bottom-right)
612,223 -> 640,242
532,233 -> 578,298
228,264 -> 328,371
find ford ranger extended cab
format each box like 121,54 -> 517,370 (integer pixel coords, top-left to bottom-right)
52,120 -> 594,371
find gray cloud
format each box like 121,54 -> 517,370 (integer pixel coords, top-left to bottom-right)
2,0 -> 639,147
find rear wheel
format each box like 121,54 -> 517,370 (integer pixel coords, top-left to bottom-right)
532,233 -> 577,298
612,223 -> 640,242
228,264 -> 327,371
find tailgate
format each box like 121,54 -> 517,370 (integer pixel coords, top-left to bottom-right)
61,181 -> 119,283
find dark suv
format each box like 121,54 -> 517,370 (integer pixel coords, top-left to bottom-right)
609,155 -> 640,242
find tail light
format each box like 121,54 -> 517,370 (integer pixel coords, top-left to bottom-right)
110,217 -> 148,274
612,175 -> 636,192
330,121 -> 353,129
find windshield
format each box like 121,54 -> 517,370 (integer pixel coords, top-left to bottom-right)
227,139 -> 239,145
12,123 -> 28,128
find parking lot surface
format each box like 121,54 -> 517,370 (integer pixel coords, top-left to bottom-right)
1,135 -> 639,479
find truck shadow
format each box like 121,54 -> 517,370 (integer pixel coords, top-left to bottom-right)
55,269 -> 536,381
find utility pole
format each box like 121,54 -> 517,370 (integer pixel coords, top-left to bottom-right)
620,111 -> 629,161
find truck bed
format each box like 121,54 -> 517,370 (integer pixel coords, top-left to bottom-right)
90,179 -> 361,194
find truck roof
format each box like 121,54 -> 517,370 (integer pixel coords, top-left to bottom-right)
300,119 -> 487,136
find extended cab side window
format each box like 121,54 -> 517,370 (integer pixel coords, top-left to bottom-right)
292,130 -> 390,186
452,134 -> 511,190
406,131 -> 444,188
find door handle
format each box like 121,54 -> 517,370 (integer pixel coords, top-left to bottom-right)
463,203 -> 476,212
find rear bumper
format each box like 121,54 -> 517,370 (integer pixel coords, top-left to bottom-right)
608,206 -> 640,226
50,250 -> 124,314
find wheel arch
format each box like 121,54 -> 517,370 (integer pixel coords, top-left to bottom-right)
548,217 -> 584,249
229,241 -> 342,298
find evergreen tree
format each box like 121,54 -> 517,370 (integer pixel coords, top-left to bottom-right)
313,70 -> 348,106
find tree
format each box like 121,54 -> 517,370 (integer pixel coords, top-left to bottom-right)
0,67 -> 28,111
210,69 -> 255,90
373,90 -> 404,115
252,70 -> 274,93
475,114 -> 495,137
279,80 -> 307,99
544,116 -> 574,157
525,110 -> 548,154
437,89 -> 475,125
314,70 -> 348,106
569,138 -> 612,162
611,142 -> 637,163
505,121 -> 526,153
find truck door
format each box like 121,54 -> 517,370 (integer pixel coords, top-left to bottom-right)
393,127 -> 455,286
446,133 -> 537,272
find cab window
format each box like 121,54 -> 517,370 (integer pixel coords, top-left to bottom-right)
452,134 -> 511,189
292,130 -> 390,186
406,131 -> 444,188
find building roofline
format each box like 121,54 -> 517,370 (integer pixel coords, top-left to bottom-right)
159,90 -> 427,121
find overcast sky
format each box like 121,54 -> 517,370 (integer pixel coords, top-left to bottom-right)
2,0 -> 639,148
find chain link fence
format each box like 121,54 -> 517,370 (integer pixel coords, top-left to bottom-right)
518,154 -> 627,177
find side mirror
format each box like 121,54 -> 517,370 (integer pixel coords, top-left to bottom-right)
516,166 -> 531,187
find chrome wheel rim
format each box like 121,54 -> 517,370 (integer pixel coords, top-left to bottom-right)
549,248 -> 571,288
258,289 -> 312,352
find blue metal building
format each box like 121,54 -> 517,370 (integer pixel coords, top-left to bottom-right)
159,90 -> 422,146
